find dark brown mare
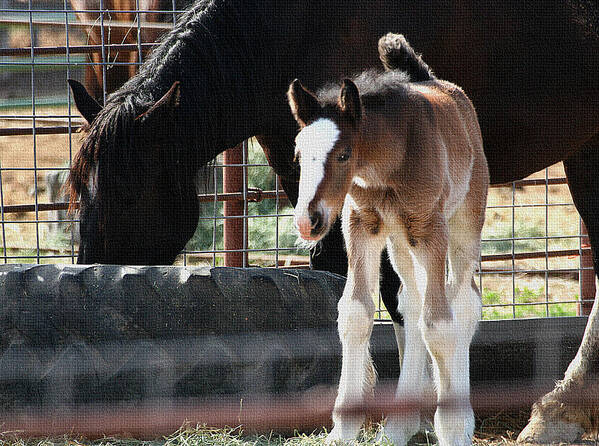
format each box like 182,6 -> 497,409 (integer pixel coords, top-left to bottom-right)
289,34 -> 489,445
67,1 -> 599,442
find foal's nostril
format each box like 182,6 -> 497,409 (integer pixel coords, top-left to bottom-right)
310,213 -> 322,232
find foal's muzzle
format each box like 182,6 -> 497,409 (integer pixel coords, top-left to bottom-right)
295,210 -> 325,241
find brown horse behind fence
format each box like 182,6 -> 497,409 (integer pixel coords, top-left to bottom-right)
70,0 -> 179,100
289,34 -> 489,445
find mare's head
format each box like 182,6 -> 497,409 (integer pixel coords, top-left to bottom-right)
287,78 -> 362,242
67,80 -> 199,264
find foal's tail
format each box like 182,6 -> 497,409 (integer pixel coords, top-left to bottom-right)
378,33 -> 435,81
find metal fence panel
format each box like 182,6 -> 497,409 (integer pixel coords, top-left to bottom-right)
0,0 -> 593,320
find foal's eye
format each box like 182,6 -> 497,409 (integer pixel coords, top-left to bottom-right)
337,147 -> 352,162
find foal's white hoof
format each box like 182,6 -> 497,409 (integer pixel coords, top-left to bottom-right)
375,427 -> 410,445
325,424 -> 360,445
376,413 -> 420,446
324,430 -> 349,445
324,431 -> 343,445
434,408 -> 475,446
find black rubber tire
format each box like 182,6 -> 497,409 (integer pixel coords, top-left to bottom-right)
0,265 -> 345,409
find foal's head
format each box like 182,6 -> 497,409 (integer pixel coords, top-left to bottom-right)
287,78 -> 362,242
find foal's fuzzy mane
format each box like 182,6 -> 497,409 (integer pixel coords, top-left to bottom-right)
315,69 -> 412,106
316,34 -> 435,107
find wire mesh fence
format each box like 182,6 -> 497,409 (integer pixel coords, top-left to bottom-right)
0,0 -> 595,321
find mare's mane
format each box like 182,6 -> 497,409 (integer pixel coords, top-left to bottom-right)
67,0 -> 260,216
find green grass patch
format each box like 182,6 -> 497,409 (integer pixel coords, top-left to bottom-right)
482,286 -> 577,320
481,225 -> 546,255
482,289 -> 502,306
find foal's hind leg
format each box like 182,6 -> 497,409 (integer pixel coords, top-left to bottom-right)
430,210 -> 484,445
424,172 -> 485,445
404,210 -> 481,446
326,202 -> 386,444
381,233 -> 432,445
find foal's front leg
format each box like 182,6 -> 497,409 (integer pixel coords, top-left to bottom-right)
326,204 -> 386,444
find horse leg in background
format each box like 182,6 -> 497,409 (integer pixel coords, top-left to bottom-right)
326,202 -> 386,444
380,234 -> 431,445
380,255 -> 405,361
518,138 -> 599,444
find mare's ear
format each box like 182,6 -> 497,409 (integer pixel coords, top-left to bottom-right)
287,79 -> 320,127
136,81 -> 181,123
68,79 -> 102,124
338,79 -> 362,126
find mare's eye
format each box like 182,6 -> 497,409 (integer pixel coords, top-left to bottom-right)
337,147 -> 352,162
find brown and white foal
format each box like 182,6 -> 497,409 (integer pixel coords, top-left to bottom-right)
288,34 -> 489,445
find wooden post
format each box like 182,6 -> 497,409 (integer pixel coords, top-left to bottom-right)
579,222 -> 595,316
223,143 -> 247,267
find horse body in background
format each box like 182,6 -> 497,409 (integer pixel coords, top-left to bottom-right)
289,34 -> 489,445
70,0 -> 187,100
67,0 -> 599,442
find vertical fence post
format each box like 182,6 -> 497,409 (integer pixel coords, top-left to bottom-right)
223,143 -> 247,267
579,223 -> 595,316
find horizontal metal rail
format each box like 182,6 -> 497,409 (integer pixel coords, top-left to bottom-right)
0,167 -> 71,171
480,248 -> 590,263
0,61 -> 143,66
0,43 -> 158,57
0,249 -> 310,267
0,382 -> 565,440
499,177 -> 568,187
0,8 -> 187,14
0,116 -> 84,124
0,189 -> 286,214
0,246 -> 302,259
0,115 -> 81,120
479,266 -> 593,275
0,126 -> 82,136
482,298 -> 596,308
0,16 -> 175,29
2,197 -> 589,264
487,202 -> 574,209
0,173 -> 571,215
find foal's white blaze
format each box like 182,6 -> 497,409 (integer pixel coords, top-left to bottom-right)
294,118 -> 340,239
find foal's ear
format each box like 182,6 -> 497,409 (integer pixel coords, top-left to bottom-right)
68,79 -> 102,124
287,79 -> 320,127
137,81 -> 181,122
338,79 -> 362,125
